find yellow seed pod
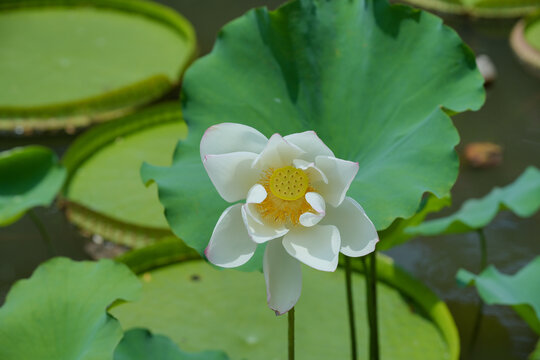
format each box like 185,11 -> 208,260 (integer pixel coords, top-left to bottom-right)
269,166 -> 309,201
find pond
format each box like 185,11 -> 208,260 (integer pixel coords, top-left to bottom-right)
0,1 -> 539,359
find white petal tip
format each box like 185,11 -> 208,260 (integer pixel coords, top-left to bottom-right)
340,237 -> 378,257
269,303 -> 294,316
246,184 -> 268,204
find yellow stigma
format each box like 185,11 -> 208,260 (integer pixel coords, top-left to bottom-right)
257,166 -> 315,225
269,166 -> 309,201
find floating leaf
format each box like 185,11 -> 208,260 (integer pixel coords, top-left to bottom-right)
0,257 -> 141,360
114,328 -> 229,360
0,0 -> 196,132
0,146 -> 66,226
377,194 -> 451,250
112,252 -> 459,360
63,103 -> 185,248
408,166 -> 540,236
456,257 -> 540,334
142,0 -> 484,263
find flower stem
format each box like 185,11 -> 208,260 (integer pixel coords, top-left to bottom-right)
467,228 -> 488,357
344,256 -> 358,360
288,307 -> 295,360
477,229 -> 488,271
467,301 -> 484,358
363,252 -> 379,360
28,209 -> 55,257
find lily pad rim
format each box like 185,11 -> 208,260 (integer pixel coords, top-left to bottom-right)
511,12 -> 540,71
64,200 -> 174,248
61,101 -> 183,183
60,102 -> 183,243
400,0 -> 540,18
0,0 -> 197,127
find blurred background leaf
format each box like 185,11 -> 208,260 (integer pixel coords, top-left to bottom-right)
0,146 -> 65,226
457,256 -> 540,335
408,166 -> 540,236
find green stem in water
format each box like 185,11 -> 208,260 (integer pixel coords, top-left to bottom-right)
344,256 -> 358,360
468,228 -> 489,358
477,229 -> 488,271
467,301 -> 484,359
288,307 -> 295,360
363,252 -> 380,360
28,209 -> 55,257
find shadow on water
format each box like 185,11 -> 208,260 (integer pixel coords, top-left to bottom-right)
0,1 -> 539,360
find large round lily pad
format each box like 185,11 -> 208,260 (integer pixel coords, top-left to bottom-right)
112,253 -> 459,360
0,0 -> 196,133
62,103 -> 186,247
401,0 -> 540,18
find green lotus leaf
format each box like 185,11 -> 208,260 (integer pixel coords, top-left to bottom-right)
0,257 -> 141,360
114,328 -> 229,360
63,103 -> 186,248
0,0 -> 196,132
407,166 -> 540,236
456,256 -> 540,335
0,146 -> 66,226
378,194 -> 451,251
142,0 -> 484,263
112,253 -> 458,360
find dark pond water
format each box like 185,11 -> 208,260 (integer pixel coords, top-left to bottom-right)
0,1 -> 539,359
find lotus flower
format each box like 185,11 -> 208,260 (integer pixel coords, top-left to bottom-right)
202,123 -> 378,314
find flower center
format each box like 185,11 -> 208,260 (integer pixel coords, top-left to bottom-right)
269,166 -> 309,201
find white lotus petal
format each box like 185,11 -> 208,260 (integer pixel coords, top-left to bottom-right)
241,203 -> 289,243
246,184 -> 267,204
205,204 -> 257,268
284,131 -> 334,161
298,213 -> 323,227
282,225 -> 340,272
200,123 -> 268,159
204,152 -> 260,202
292,159 -> 328,184
322,197 -> 378,257
264,239 -> 302,315
299,192 -> 326,227
305,192 -> 325,213
252,134 -> 304,170
314,156 -> 359,207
